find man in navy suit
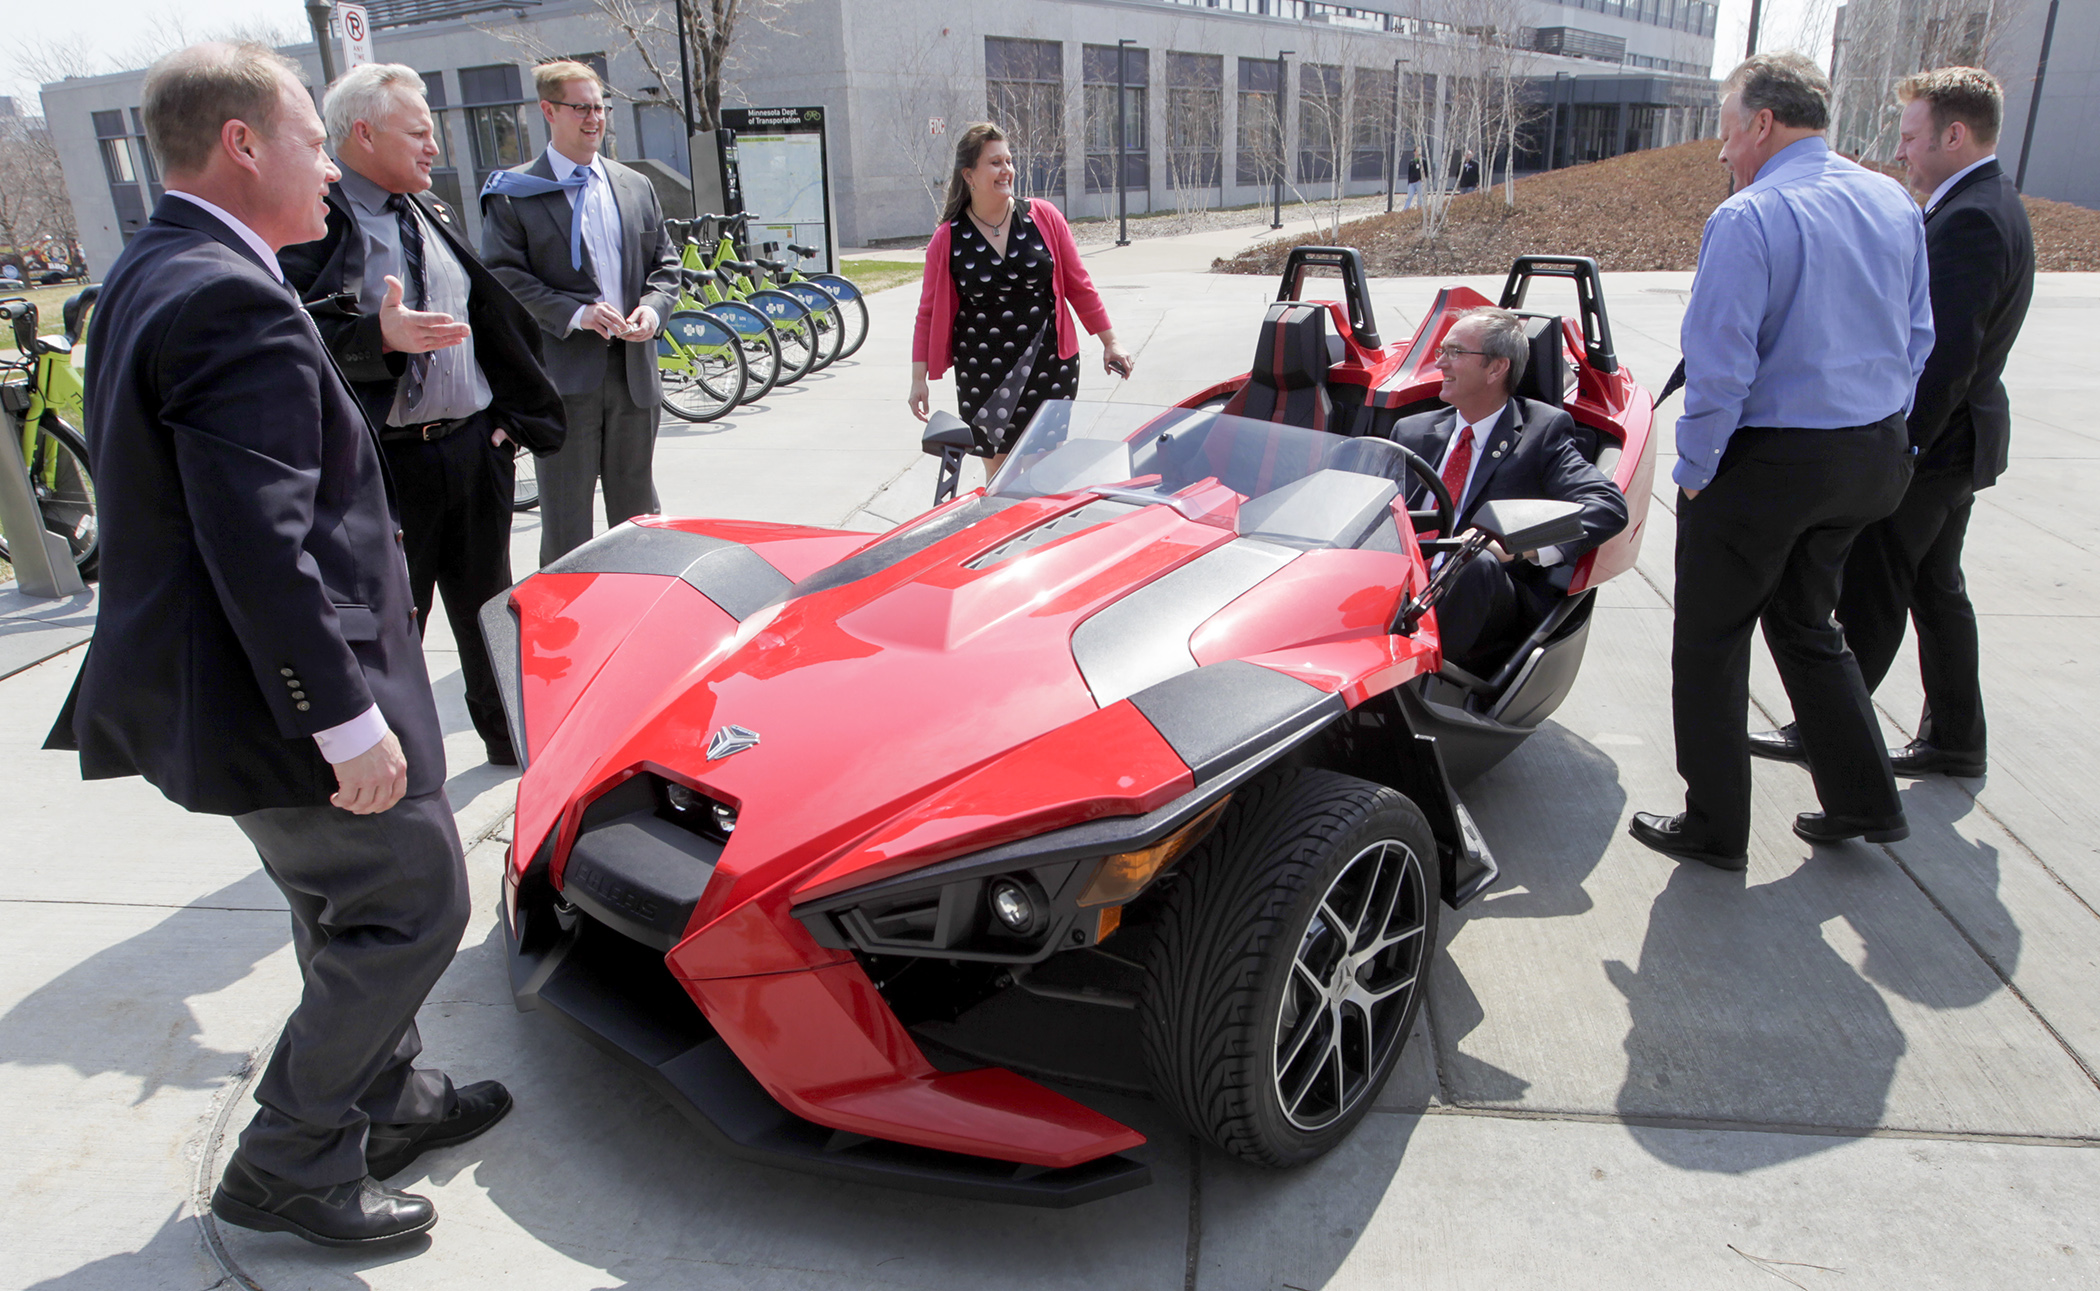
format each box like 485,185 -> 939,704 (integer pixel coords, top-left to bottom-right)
49,43 -> 507,1247
1750,67 -> 2033,781
1387,307 -> 1628,675
479,59 -> 680,564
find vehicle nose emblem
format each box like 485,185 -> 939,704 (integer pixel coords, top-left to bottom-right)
707,724 -> 761,761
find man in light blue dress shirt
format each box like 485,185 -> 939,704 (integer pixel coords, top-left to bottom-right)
1630,52 -> 1933,872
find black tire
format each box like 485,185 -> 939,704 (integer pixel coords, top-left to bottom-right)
512,454 -> 540,512
1138,767 -> 1439,1167
0,413 -> 99,580
703,303 -> 780,405
749,289 -> 818,386
811,275 -> 870,359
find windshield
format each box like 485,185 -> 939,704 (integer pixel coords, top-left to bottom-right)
986,401 -> 1412,545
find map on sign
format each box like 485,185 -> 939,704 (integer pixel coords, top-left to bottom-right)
736,132 -> 830,268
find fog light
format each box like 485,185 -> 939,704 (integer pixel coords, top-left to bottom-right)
712,802 -> 738,834
989,879 -> 1036,933
665,782 -> 700,813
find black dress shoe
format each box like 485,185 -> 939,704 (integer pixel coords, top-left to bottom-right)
1628,812 -> 1748,871
366,1080 -> 514,1181
485,740 -> 519,768
211,1158 -> 435,1248
1748,722 -> 1805,764
1888,738 -> 1985,779
1793,811 -> 1910,844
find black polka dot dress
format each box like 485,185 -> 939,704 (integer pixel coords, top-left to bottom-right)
949,202 -> 1080,454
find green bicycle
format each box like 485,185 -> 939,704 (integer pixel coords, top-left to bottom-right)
655,298 -> 750,424
682,214 -> 825,386
754,238 -> 869,363
664,220 -> 784,407
0,294 -> 97,579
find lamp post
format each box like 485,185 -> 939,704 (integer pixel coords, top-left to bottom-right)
673,0 -> 699,180
2016,0 -> 2062,190
1116,38 -> 1133,247
1385,57 -> 1405,212
1550,70 -> 1566,171
1271,49 -> 1292,230
304,0 -> 339,86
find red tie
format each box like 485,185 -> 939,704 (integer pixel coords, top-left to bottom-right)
1438,424 -> 1475,520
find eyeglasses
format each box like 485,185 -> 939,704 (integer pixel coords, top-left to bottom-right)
1435,344 -> 1491,362
548,100 -> 610,118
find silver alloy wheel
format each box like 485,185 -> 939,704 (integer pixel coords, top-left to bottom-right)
1271,838 -> 1430,1131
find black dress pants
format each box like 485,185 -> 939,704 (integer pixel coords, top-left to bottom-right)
1834,464 -> 1986,754
1437,550 -> 1551,677
383,410 -> 515,755
541,342 -> 660,566
1672,416 -> 1912,854
231,791 -> 471,1186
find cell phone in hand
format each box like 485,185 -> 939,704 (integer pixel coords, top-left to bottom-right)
1106,355 -> 1132,378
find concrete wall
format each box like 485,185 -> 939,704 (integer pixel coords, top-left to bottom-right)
2000,0 -> 2099,210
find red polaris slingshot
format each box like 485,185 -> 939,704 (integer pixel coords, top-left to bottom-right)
484,251 -> 1657,1206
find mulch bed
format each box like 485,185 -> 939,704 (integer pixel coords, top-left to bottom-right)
1214,139 -> 2100,276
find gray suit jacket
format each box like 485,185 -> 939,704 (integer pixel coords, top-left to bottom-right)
478,151 -> 680,407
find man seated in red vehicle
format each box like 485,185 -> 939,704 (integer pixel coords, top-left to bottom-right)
1388,307 -> 1629,675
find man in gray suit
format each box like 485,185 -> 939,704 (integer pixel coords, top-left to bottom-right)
480,59 -> 680,565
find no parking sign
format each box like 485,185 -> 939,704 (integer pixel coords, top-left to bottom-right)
339,4 -> 372,70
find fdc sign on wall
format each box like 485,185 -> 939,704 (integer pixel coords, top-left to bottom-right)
718,107 -> 835,272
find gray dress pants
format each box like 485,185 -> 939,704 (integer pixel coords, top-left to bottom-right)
540,341 -> 661,566
231,789 -> 471,1187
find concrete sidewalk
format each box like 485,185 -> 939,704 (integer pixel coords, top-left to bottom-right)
6,239 -> 2099,1289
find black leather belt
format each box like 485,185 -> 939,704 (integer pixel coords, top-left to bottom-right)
380,413 -> 478,444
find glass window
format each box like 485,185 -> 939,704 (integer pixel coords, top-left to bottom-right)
985,37 -> 1066,198
1236,57 -> 1281,187
1083,44 -> 1148,195
1165,52 -> 1223,191
1351,66 -> 1396,182
1297,63 -> 1341,185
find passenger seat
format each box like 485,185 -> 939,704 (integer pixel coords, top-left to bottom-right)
1222,302 -> 1335,432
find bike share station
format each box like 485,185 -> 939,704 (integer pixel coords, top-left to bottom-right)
715,107 -> 838,274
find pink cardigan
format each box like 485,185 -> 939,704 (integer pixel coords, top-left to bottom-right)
911,199 -> 1113,380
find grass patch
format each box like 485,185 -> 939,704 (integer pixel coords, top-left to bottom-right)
0,282 -> 92,335
838,258 -> 921,295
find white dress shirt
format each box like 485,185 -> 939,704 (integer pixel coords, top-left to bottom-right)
166,188 -> 389,765
545,143 -> 628,332
1924,154 -> 1996,217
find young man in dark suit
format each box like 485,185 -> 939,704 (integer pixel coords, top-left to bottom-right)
478,59 -> 681,565
1750,67 -> 2033,780
49,43 -> 508,1247
1387,307 -> 1628,675
279,63 -> 565,768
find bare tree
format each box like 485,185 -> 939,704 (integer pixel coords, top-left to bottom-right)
1830,0 -> 2030,163
1163,50 -> 1224,220
863,22 -> 981,224
0,114 -> 79,270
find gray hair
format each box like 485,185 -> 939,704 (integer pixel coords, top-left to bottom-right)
1722,51 -> 1831,131
323,63 -> 427,146
1456,307 -> 1529,397
140,41 -> 306,175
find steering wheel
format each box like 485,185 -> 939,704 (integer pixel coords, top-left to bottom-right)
1394,444 -> 1456,540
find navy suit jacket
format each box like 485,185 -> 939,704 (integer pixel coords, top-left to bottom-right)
1910,159 -> 2034,488
48,196 -> 444,814
1389,396 -> 1629,580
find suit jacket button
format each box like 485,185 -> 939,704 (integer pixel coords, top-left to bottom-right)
281,667 -> 296,677
292,690 -> 307,700
395,530 -> 406,544
295,701 -> 311,712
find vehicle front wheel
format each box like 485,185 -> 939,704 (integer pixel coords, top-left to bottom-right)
1138,767 -> 1439,1167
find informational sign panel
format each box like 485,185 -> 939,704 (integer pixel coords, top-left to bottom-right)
339,4 -> 373,70
718,107 -> 835,273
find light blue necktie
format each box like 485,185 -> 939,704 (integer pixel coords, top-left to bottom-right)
480,167 -> 590,271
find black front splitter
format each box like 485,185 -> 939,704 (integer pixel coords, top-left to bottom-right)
504,897 -> 1153,1208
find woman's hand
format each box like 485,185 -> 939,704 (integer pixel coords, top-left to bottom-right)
1102,339 -> 1136,379
908,366 -> 931,422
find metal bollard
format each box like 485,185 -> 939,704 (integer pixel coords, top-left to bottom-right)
0,415 -> 87,599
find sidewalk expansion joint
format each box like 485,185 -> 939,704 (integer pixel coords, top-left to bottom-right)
1387,1101 -> 2100,1148
0,897 -> 283,913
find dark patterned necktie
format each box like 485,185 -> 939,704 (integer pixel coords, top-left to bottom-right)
385,192 -> 432,410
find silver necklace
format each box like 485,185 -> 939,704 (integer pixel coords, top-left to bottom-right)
969,198 -> 1014,240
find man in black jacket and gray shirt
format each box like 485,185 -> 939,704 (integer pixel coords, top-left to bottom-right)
1751,67 -> 2033,779
281,63 -> 565,767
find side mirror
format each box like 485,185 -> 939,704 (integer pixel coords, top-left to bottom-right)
1471,499 -> 1585,552
921,410 -> 975,456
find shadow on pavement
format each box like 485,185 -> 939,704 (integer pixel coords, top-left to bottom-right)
1,870 -> 286,1099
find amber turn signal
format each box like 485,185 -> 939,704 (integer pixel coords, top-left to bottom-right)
1077,796 -> 1232,908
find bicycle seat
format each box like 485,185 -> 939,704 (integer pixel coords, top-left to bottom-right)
753,256 -> 786,272
788,243 -> 818,259
726,259 -> 761,275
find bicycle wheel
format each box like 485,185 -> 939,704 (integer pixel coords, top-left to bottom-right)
749,289 -> 818,386
513,454 -> 540,512
0,413 -> 98,580
657,310 -> 748,422
810,274 -> 871,359
703,301 -> 780,404
781,281 -> 846,371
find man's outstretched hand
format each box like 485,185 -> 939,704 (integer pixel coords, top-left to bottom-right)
331,730 -> 409,815
379,275 -> 472,354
